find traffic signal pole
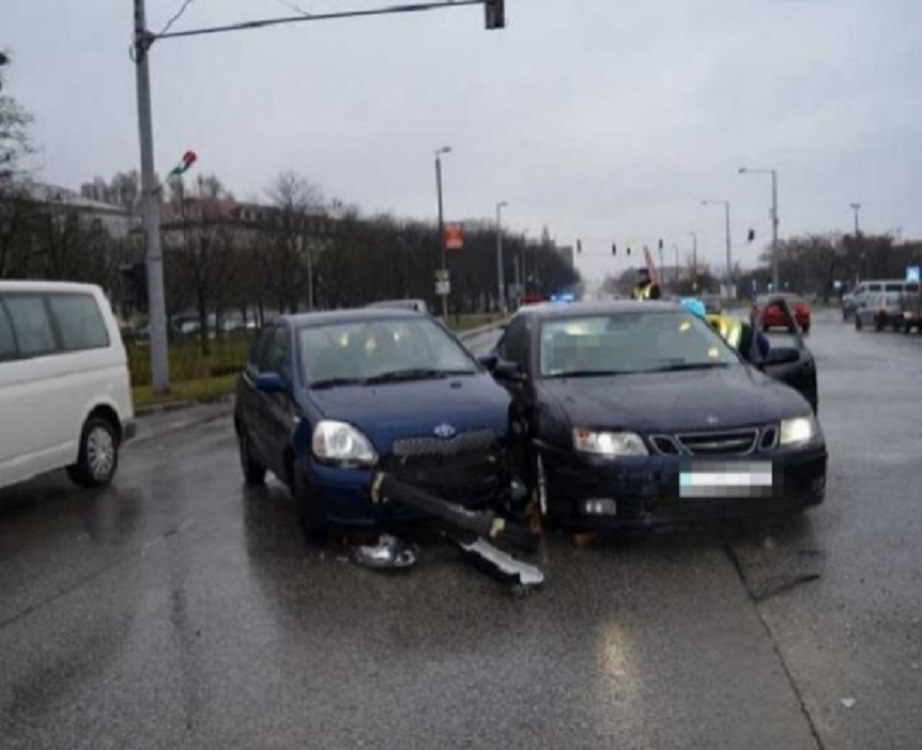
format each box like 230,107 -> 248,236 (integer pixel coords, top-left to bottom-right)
134,0 -> 170,392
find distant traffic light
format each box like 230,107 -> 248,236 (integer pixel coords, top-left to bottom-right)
748,228 -> 756,242
658,238 -> 664,250
611,243 -> 617,256
577,239 -> 582,254
626,246 -> 632,256
119,262 -> 148,314
169,150 -> 198,178
485,0 -> 505,29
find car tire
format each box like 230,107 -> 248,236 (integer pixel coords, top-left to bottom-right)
67,416 -> 119,488
293,462 -> 327,542
875,315 -> 884,332
855,316 -> 862,331
237,424 -> 266,486
802,324 -> 810,335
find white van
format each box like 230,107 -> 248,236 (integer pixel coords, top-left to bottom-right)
0,281 -> 135,490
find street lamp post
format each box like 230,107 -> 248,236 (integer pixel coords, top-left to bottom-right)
690,232 -> 698,290
495,201 -> 508,314
702,200 -> 733,297
434,146 -> 451,319
850,203 -> 862,283
739,167 -> 779,291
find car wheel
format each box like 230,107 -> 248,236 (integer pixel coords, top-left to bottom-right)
67,416 -> 119,488
293,462 -> 327,542
237,424 -> 266,486
802,324 -> 810,335
875,315 -> 884,332
855,316 -> 863,330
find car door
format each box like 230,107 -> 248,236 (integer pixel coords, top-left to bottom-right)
755,296 -> 818,412
255,325 -> 298,482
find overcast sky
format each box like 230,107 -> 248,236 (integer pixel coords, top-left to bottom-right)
5,0 -> 921,280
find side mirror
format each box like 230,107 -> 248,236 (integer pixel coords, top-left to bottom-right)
255,372 -> 286,393
764,347 -> 800,366
494,359 -> 526,382
478,354 -> 499,371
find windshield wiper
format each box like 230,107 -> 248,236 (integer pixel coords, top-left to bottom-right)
545,369 -> 630,378
309,377 -> 369,390
365,368 -> 476,384
643,362 -> 731,373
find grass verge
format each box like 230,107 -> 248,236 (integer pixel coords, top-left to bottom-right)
133,373 -> 238,411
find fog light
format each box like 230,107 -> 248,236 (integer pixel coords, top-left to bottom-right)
583,499 -> 617,516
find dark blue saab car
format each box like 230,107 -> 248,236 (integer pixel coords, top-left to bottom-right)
234,308 -> 513,535
481,301 -> 828,532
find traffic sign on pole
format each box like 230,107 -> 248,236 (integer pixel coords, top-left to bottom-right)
445,223 -> 464,250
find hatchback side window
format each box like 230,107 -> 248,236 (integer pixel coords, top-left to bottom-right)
0,300 -> 17,362
260,327 -> 291,381
3,295 -> 56,357
47,293 -> 110,351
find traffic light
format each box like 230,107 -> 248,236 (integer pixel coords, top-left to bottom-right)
577,239 -> 582,254
658,238 -> 664,250
626,246 -> 632,256
485,0 -> 505,29
168,149 -> 198,178
612,243 -> 617,256
747,228 -> 756,242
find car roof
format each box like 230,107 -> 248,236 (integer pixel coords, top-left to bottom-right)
283,307 -> 425,328
0,280 -> 103,295
514,300 -> 681,320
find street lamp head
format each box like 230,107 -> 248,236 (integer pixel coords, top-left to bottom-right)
436,146 -> 452,156
498,200 -> 508,209
738,167 -> 748,174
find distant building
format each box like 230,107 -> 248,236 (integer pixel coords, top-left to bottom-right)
23,182 -> 134,238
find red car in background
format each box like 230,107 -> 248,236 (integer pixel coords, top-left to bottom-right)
752,293 -> 811,333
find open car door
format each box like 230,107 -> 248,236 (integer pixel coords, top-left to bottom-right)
748,295 -> 819,414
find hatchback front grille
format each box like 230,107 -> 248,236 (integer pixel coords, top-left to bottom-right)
392,428 -> 497,458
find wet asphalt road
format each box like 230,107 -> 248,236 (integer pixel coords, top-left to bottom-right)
2,312 -> 921,750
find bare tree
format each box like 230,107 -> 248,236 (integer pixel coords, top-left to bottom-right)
265,171 -> 327,313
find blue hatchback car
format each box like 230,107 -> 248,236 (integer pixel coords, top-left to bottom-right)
234,308 -> 514,535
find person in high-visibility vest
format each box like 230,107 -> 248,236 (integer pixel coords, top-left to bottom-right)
631,268 -> 662,300
683,300 -> 770,362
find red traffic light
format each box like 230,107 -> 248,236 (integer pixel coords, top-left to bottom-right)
182,150 -> 198,167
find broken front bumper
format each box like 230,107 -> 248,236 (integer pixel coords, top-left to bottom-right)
542,445 -> 827,532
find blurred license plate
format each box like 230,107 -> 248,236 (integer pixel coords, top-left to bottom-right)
679,461 -> 773,499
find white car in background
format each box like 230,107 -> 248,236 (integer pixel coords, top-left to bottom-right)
0,281 -> 135,491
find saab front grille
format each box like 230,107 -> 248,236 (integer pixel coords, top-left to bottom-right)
675,428 -> 759,456
392,429 -> 497,458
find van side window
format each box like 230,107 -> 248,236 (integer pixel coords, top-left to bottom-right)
0,301 -> 16,361
47,294 -> 110,351
3,295 -> 56,357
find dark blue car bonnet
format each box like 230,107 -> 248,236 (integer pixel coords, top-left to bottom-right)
307,373 -> 512,450
541,366 -> 813,434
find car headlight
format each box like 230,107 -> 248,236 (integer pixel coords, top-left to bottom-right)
312,420 -> 377,466
573,428 -> 648,457
779,415 -> 820,447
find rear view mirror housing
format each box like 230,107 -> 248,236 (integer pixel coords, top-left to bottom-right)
255,372 -> 286,393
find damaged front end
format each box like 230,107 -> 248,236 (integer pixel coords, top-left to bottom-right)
348,472 -> 544,588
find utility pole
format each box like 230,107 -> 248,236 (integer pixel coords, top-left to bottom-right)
133,0 -> 170,392
739,167 -> 779,291
850,203 -> 862,237
495,201 -> 508,314
435,147 -> 450,319
690,232 -> 698,290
